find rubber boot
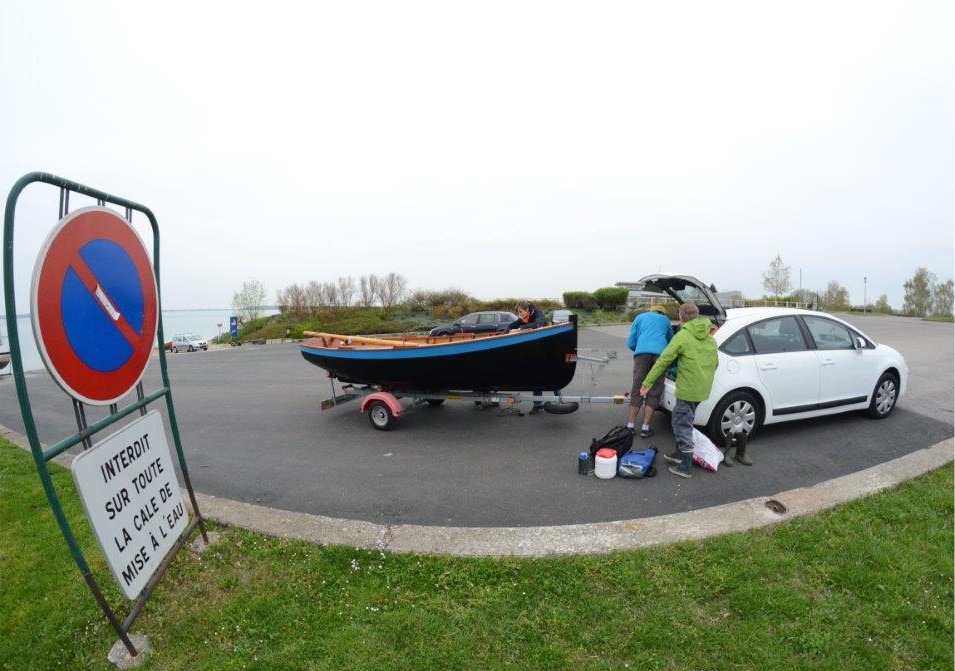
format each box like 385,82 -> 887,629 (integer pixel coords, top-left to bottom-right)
668,450 -> 693,478
734,431 -> 753,466
722,432 -> 735,467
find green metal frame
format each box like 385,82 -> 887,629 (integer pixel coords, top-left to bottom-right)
3,172 -> 208,657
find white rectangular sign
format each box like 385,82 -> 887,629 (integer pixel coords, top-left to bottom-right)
71,410 -> 189,600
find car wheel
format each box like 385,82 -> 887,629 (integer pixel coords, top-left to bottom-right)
188,345 -> 195,352
172,346 -> 179,353
708,390 -> 761,442
867,372 -> 899,419
368,400 -> 396,431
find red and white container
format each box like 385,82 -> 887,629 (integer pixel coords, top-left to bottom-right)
594,448 -> 618,479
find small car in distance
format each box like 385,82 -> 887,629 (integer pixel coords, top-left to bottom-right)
169,333 -> 208,353
429,311 -> 519,336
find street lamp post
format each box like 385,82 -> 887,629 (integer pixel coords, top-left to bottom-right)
863,277 -> 867,315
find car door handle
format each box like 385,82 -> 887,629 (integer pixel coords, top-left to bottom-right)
821,359 -> 836,366
759,364 -> 777,371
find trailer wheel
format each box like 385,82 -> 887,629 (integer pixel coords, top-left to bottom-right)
543,401 -> 579,414
368,400 -> 395,431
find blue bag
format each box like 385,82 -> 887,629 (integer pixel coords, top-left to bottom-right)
617,446 -> 658,478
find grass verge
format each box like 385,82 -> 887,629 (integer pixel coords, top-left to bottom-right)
1,439 -> 951,670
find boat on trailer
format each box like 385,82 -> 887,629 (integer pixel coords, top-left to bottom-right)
299,318 -> 578,393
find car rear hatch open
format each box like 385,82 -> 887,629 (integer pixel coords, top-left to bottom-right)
636,274 -> 727,326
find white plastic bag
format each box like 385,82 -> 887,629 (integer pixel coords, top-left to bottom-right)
692,428 -> 723,472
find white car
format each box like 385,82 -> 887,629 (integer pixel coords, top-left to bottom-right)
170,333 -> 207,353
638,275 -> 908,441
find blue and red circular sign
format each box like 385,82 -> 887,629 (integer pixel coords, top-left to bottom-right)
31,207 -> 158,405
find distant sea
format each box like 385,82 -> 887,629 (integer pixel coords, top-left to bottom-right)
1,308 -> 279,373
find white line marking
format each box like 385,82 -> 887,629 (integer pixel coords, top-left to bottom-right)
94,285 -> 121,321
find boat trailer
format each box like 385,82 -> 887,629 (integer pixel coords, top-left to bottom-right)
318,350 -> 630,430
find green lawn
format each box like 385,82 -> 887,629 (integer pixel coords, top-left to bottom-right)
1,439 -> 951,670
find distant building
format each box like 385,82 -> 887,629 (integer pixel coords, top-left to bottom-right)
614,281 -> 677,309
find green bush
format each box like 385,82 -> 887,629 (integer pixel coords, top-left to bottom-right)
592,287 -> 629,311
406,288 -> 475,312
563,291 -> 597,309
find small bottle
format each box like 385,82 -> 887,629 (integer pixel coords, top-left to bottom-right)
578,451 -> 590,475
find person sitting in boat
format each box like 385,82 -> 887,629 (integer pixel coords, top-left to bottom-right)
509,300 -> 547,414
508,301 -> 547,332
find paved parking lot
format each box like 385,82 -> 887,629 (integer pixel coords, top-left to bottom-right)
1,314 -> 951,528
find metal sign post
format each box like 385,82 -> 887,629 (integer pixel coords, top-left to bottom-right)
3,172 -> 208,658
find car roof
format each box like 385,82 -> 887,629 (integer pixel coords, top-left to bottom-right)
718,307 -> 868,340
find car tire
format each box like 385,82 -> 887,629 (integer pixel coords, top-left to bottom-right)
867,371 -> 899,419
707,390 -> 761,442
172,346 -> 179,353
188,345 -> 195,352
368,400 -> 396,431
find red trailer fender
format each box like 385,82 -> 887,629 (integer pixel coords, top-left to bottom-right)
360,391 -> 403,417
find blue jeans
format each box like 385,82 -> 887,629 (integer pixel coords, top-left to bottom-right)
671,399 -> 699,456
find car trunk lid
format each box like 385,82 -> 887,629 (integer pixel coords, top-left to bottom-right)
636,274 -> 727,326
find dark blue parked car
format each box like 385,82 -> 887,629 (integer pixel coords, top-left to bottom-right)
429,311 -> 518,336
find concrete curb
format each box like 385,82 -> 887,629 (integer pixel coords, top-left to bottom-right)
4,422 -> 950,557
193,438 -> 953,557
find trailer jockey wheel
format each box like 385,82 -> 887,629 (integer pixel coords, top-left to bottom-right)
543,401 -> 579,414
368,400 -> 395,431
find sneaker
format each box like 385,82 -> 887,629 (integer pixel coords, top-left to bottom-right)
663,451 -> 682,465
640,427 -> 654,438
668,464 -> 692,479
528,405 -> 544,415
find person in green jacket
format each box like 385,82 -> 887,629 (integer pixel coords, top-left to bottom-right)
639,302 -> 718,478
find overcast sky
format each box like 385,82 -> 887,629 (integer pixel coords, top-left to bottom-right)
1,1 -> 952,312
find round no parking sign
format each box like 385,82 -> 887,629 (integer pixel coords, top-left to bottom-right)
31,207 -> 158,405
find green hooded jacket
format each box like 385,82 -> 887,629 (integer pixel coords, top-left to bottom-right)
641,317 -> 718,402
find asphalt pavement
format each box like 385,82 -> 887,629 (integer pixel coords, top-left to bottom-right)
1,314 -> 951,531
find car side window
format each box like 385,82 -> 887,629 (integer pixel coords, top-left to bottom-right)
460,314 -> 478,325
747,316 -> 808,354
721,330 -> 752,356
477,314 -> 497,325
802,315 -> 854,350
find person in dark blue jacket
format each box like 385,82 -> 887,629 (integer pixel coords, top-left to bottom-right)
509,301 -> 547,413
508,301 -> 547,331
626,305 -> 674,437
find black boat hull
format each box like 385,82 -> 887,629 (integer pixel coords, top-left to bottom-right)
300,322 -> 577,392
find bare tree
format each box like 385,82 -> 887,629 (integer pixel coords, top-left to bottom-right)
761,255 -> 792,302
337,276 -> 356,307
305,280 -> 323,311
375,272 -> 406,308
790,288 -> 815,308
321,281 -> 340,308
358,274 -> 379,307
276,283 -> 308,316
231,279 -> 266,322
